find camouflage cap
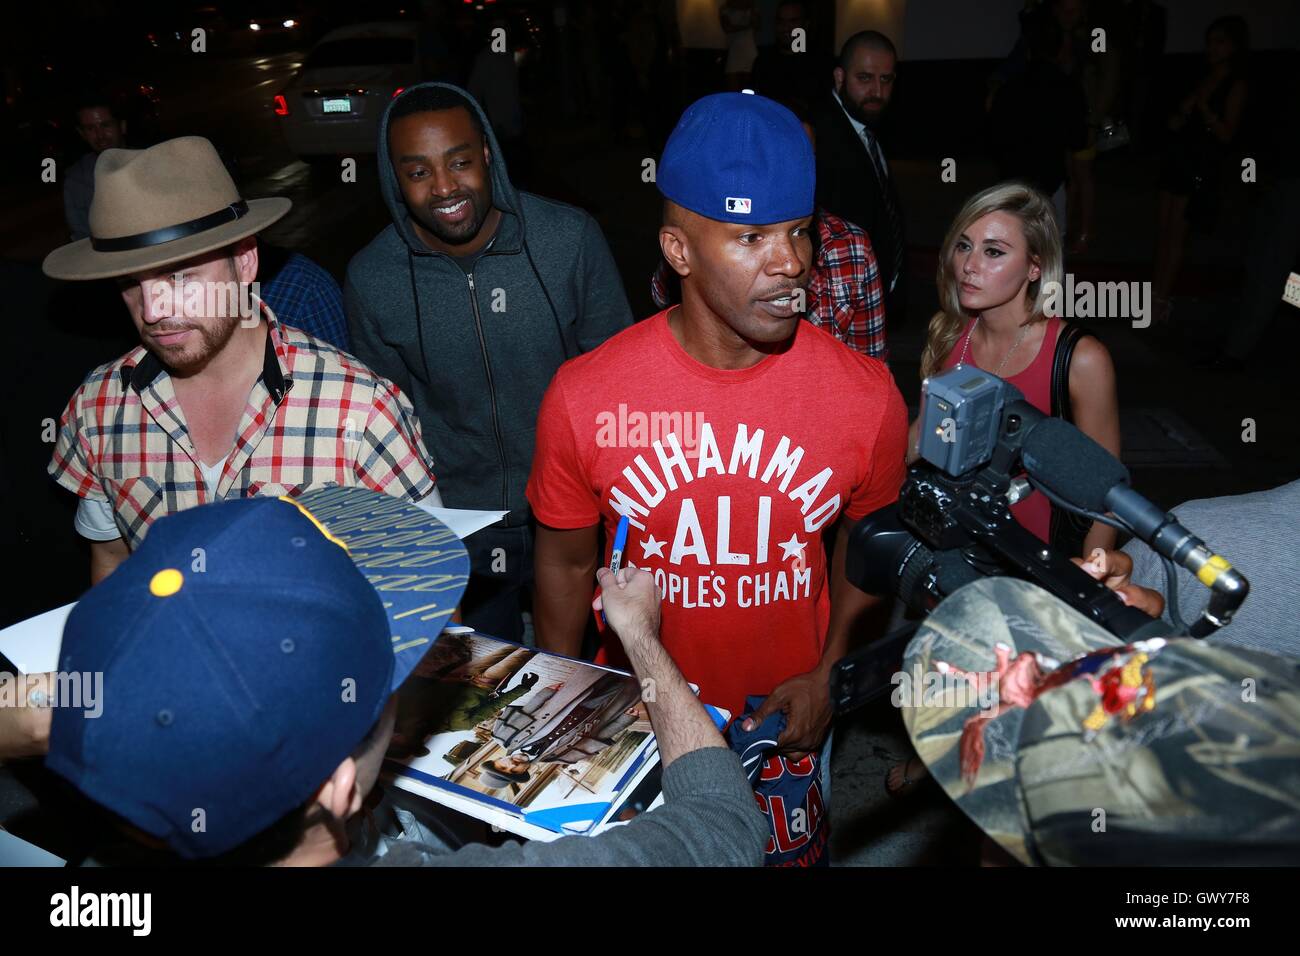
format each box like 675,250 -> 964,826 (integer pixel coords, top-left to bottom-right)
902,577 -> 1300,865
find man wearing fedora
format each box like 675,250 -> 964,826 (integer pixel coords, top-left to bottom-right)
42,135 -> 442,585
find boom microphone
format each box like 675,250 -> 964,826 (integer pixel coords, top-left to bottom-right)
1020,418 -> 1249,633
1020,417 -> 1126,511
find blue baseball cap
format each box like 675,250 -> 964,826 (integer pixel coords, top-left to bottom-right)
658,91 -> 814,226
46,488 -> 470,859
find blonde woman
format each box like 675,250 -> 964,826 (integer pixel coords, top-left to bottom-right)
888,182 -> 1122,799
916,181 -> 1119,554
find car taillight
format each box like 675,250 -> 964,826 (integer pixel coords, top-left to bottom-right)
273,94 -> 289,116
392,87 -> 405,98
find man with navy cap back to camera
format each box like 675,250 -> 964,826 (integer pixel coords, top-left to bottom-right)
41,492 -> 766,866
528,92 -> 909,864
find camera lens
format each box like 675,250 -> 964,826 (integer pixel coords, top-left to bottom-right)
847,504 -> 934,608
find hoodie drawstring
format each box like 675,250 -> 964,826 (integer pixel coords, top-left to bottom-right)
407,249 -> 432,383
523,236 -> 572,363
408,237 -> 572,369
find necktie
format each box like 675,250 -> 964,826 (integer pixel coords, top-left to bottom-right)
860,128 -> 904,293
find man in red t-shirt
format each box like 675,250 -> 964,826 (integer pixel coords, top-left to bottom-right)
527,92 -> 907,763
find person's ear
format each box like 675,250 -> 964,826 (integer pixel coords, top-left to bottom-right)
233,237 -> 259,284
315,757 -> 361,821
833,65 -> 845,90
659,226 -> 690,279
1028,256 -> 1041,284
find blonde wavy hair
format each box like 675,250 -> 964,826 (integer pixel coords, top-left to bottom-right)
919,182 -> 1063,380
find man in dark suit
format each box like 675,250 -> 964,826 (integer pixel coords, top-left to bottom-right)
814,30 -> 907,327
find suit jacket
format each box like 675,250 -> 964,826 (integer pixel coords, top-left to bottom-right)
812,93 -> 905,297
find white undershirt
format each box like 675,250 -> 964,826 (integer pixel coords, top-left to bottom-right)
199,455 -> 229,495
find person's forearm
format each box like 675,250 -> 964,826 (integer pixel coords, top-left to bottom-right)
403,749 -> 766,867
822,522 -> 878,672
821,586 -> 872,675
618,627 -> 724,768
533,556 -> 598,657
90,542 -> 129,586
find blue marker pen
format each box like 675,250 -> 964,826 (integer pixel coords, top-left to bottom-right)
610,514 -> 630,575
602,514 -> 631,624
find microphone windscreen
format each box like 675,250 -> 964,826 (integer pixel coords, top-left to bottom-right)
1020,417 -> 1129,511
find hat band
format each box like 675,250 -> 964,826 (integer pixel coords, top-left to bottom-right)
91,200 -> 250,253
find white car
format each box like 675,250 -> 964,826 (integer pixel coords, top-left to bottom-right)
275,21 -> 422,159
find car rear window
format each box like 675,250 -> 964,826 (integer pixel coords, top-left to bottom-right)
304,38 -> 413,69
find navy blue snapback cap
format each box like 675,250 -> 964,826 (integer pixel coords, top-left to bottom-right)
46,488 -> 470,859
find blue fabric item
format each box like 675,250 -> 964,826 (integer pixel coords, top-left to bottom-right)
729,698 -> 786,784
262,252 -> 350,352
45,490 -> 469,860
658,92 -> 815,226
726,695 -> 830,867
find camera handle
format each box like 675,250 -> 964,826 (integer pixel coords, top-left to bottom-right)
951,495 -> 1170,642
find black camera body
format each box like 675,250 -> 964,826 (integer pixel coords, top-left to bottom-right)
847,366 -> 1164,642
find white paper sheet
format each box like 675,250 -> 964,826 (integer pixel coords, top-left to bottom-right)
0,829 -> 66,867
0,509 -> 503,677
414,505 -> 509,540
0,603 -> 74,675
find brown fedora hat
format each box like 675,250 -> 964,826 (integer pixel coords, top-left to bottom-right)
42,136 -> 292,281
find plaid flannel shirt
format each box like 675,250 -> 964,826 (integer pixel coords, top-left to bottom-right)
805,210 -> 888,360
49,309 -> 437,549
261,252 -> 351,352
650,208 -> 887,360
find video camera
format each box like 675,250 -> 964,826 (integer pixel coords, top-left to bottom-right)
847,365 -> 1163,638
831,365 -> 1248,713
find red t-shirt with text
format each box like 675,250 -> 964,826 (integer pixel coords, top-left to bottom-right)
527,310 -> 908,716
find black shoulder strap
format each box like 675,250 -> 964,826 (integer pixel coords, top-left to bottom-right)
1050,322 -> 1092,422
1047,321 -> 1098,557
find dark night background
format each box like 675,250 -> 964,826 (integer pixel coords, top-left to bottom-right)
1,0 -> 1296,864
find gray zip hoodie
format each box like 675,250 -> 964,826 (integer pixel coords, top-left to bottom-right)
345,83 -> 633,523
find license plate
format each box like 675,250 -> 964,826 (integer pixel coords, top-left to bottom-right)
322,97 -> 351,114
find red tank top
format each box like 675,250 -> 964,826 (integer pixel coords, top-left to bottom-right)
942,315 -> 1061,542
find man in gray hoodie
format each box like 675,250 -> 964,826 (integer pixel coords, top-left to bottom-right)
346,84 -> 633,643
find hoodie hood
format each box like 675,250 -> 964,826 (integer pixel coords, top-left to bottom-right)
346,82 -> 635,530
378,81 -> 524,255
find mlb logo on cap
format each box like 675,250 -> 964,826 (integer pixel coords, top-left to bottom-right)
726,197 -> 752,215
